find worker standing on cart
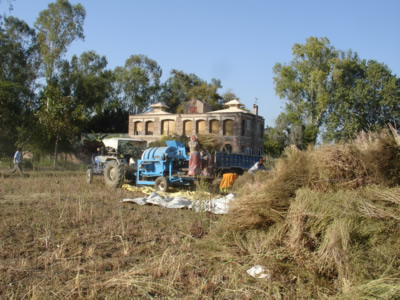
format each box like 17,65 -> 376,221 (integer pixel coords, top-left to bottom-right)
188,135 -> 201,176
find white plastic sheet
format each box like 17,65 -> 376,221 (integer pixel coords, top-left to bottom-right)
246,265 -> 271,279
122,192 -> 235,214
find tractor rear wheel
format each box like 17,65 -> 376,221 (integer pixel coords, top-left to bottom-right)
155,176 -> 169,192
104,161 -> 124,188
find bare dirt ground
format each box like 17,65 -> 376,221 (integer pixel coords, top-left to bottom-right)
0,171 -> 273,299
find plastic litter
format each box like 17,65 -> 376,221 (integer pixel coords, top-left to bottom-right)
246,265 -> 271,279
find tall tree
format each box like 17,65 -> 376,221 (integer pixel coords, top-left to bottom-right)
221,89 -> 239,103
58,51 -> 113,117
34,0 -> 86,167
272,36 -> 400,148
36,85 -> 85,167
58,51 -> 129,133
34,0 -> 85,84
160,70 -> 224,113
187,78 -> 223,110
273,37 -> 337,145
324,55 -> 400,141
0,16 -> 40,156
0,0 -> 15,25
114,54 -> 162,114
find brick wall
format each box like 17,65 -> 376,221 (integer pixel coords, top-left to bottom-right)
129,111 -> 264,155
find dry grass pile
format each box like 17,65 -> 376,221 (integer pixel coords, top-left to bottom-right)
229,145 -> 310,229
196,134 -> 223,153
228,129 -> 400,230
146,133 -> 222,154
222,128 -> 400,298
277,187 -> 400,298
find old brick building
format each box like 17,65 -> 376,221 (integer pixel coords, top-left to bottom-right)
128,99 -> 265,156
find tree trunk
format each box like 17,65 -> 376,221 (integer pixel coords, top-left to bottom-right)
53,133 -> 59,169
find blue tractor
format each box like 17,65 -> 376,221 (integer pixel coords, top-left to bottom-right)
86,137 -> 148,188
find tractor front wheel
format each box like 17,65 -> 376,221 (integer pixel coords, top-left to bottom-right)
104,161 -> 124,188
155,176 -> 169,192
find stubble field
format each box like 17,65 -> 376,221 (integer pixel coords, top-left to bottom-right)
0,171 -> 274,299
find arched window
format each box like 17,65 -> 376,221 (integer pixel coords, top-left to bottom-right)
209,120 -> 219,134
145,121 -> 154,135
183,120 -> 192,136
161,120 -> 175,136
134,121 -> 142,135
196,120 -> 206,134
223,119 -> 234,136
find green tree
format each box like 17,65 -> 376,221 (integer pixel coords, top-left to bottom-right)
114,54 -> 162,114
263,125 -> 286,158
159,70 -> 198,113
34,0 -> 85,84
0,16 -> 40,156
0,0 -> 15,25
273,37 -> 337,145
58,51 -> 113,117
160,70 -> 224,113
187,78 -> 223,111
34,0 -> 86,166
263,112 -> 313,156
86,107 -> 129,133
273,36 -> 400,145
324,55 -> 400,141
36,85 -> 85,167
221,89 -> 239,103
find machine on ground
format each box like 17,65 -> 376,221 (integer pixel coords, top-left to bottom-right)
136,140 -> 196,192
135,140 -> 263,192
86,137 -> 148,188
88,139 -> 263,191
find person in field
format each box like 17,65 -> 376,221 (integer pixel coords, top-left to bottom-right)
248,158 -> 267,174
10,147 -> 24,176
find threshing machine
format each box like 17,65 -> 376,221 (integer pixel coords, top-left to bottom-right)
136,140 -> 196,192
